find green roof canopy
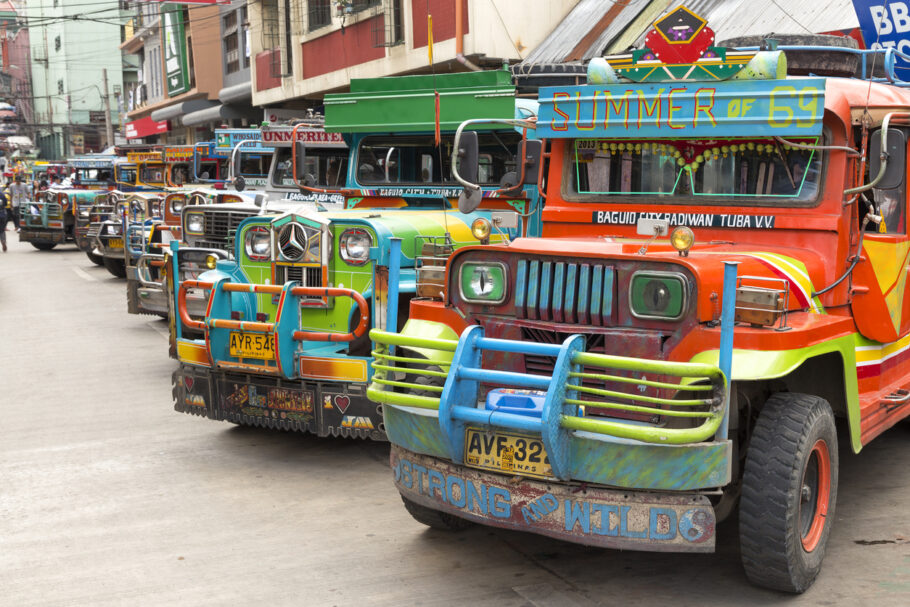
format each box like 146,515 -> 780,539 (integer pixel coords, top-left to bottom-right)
324,70 -> 516,133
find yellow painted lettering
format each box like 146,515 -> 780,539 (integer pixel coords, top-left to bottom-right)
636,89 -> 662,129
668,88 -> 686,130
693,88 -> 717,127
769,86 -> 795,128
576,91 -> 598,131
551,92 -> 571,131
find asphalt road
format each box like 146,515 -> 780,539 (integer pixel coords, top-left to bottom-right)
2,236 -> 910,606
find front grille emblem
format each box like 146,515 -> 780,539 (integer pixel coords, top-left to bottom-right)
278,223 -> 308,262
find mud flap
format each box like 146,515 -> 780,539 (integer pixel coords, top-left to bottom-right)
316,384 -> 386,440
173,365 -> 213,418
127,279 -> 140,314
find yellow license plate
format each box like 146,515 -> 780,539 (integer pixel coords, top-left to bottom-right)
109,238 -> 124,249
464,427 -> 552,479
229,332 -> 275,360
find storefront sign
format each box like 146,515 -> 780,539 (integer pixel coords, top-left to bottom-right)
125,116 -> 169,139
162,3 -> 190,96
213,128 -> 272,156
261,128 -> 345,145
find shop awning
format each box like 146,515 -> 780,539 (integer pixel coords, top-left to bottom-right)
150,99 -> 217,123
218,82 -> 252,105
182,104 -> 245,127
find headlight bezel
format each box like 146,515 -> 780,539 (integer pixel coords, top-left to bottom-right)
245,225 -> 271,262
168,194 -> 186,216
459,261 -> 508,304
339,227 -> 373,266
185,211 -> 205,235
628,271 -> 688,321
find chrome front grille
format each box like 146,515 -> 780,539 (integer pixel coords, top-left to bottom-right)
515,259 -> 615,325
275,265 -> 323,287
203,210 -> 255,240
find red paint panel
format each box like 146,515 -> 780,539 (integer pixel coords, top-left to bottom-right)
255,49 -> 282,91
301,16 -> 386,79
412,0 -> 468,49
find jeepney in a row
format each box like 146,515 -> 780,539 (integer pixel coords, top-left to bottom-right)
20,155 -> 115,251
170,70 -> 542,440
365,11 -> 910,594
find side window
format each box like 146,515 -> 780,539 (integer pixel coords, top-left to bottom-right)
871,127 -> 908,235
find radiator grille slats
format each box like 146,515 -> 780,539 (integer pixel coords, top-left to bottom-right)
515,259 -> 614,325
199,209 -> 257,251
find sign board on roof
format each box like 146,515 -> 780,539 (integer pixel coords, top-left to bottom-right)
127,151 -> 163,163
852,1 -> 910,76
536,79 -> 825,139
70,156 -> 116,169
260,127 -> 345,146
213,129 -> 273,156
164,147 -> 195,162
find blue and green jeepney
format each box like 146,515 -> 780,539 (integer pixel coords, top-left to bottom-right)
170,69 -> 543,439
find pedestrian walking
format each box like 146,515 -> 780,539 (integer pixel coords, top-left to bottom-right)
0,187 -> 9,252
9,175 -> 28,233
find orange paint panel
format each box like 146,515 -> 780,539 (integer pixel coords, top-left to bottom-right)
299,356 -> 368,383
177,340 -> 209,366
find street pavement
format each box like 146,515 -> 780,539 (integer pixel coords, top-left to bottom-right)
2,236 -> 910,606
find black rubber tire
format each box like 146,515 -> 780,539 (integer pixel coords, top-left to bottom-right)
31,242 -> 57,251
85,249 -> 104,266
401,495 -> 473,532
102,256 -> 127,279
739,392 -> 838,593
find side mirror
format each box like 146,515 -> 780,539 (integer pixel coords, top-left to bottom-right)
521,140 -> 542,185
234,175 -> 246,192
456,131 -> 479,184
294,141 -> 307,183
871,128 -> 906,190
458,188 -> 483,213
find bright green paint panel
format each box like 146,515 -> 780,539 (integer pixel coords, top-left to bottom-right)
688,334 -> 861,453
325,70 -> 516,133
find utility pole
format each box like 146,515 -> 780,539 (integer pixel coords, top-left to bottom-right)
102,68 -> 114,150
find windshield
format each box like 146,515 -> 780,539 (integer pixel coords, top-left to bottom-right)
571,138 -> 822,203
272,147 -> 348,188
239,153 -> 270,177
139,164 -> 166,185
117,166 -> 137,185
169,163 -> 190,186
75,168 -> 112,183
357,132 -> 521,186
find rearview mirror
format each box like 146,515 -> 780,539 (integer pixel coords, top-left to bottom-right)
871,128 -> 906,190
521,140 -> 542,185
233,175 -> 246,192
294,141 -> 307,184
456,131 -> 479,184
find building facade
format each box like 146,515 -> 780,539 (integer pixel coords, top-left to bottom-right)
28,0 -> 124,159
120,1 -> 257,145
0,1 -> 32,154
248,0 -> 578,109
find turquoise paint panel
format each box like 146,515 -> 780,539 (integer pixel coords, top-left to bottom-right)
577,264 -> 590,324
569,433 -> 731,490
537,79 -> 826,139
528,261 -> 540,316
384,405 -> 450,459
384,405 -> 731,490
515,260 -> 527,315
540,262 -> 552,319
565,263 -> 577,323
603,267 -> 614,322
553,262 -> 565,320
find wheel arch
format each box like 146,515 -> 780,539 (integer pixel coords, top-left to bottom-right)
689,334 -> 861,452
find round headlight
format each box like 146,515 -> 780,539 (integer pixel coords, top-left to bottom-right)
245,226 -> 271,261
670,226 -> 694,255
205,254 -> 218,270
339,228 -> 372,266
460,262 -> 507,304
185,213 -> 205,234
471,218 -> 492,241
169,195 -> 185,214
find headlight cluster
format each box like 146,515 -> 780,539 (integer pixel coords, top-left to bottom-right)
78,207 -> 90,219
339,228 -> 372,266
629,272 -> 686,320
185,212 -> 204,235
245,226 -> 270,261
459,262 -> 507,304
168,195 -> 185,215
105,223 -> 122,236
